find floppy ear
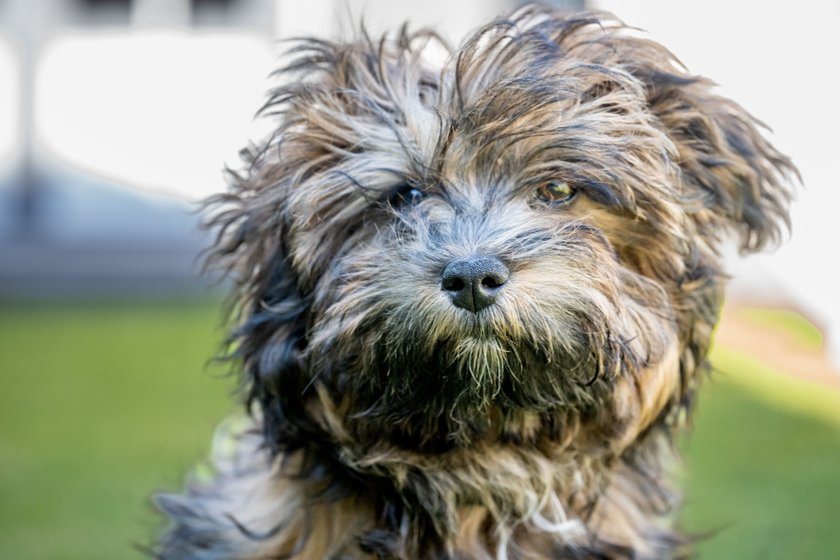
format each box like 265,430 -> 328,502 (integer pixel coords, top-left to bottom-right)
561,14 -> 797,253
204,147 -> 314,456
641,68 -> 797,253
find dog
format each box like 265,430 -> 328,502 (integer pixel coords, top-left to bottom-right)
155,5 -> 796,559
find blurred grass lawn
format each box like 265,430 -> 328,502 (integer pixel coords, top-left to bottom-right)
1,303 -> 839,559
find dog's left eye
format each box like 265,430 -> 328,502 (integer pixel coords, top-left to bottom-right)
389,184 -> 426,208
536,180 -> 577,205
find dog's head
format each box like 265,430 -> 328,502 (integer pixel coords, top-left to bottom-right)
209,7 -> 794,460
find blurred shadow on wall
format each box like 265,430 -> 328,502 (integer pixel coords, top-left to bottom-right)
0,161 -> 214,301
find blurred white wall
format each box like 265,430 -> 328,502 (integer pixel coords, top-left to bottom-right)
35,32 -> 274,200
275,0 -> 511,44
593,0 -> 840,366
0,37 -> 17,171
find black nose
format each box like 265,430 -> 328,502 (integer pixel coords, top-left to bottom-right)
441,256 -> 509,313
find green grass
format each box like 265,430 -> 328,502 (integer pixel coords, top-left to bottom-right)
681,373 -> 840,559
0,303 -> 234,559
0,302 -> 838,559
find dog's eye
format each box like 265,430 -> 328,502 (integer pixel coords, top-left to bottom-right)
389,184 -> 425,208
536,180 -> 577,205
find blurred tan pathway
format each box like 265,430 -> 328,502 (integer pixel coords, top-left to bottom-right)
715,304 -> 840,388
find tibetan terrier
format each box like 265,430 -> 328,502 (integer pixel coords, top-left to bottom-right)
155,5 -> 796,559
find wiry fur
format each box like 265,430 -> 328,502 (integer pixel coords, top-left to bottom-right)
155,5 -> 795,559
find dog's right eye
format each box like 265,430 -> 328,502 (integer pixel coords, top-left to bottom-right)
536,180 -> 577,206
388,184 -> 426,208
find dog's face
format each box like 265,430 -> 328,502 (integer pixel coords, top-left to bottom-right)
212,9 -> 793,460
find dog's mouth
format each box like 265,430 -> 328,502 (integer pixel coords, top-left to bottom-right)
353,320 -> 595,407
307,257 -> 664,450
341,330 -> 609,452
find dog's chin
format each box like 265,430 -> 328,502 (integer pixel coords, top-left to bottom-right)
339,324 -> 611,452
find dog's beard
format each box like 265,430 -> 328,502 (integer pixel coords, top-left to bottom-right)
302,210 -> 676,450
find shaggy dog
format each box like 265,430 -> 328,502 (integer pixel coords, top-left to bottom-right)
156,5 -> 796,559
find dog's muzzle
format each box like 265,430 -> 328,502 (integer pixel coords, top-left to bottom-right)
441,255 -> 509,313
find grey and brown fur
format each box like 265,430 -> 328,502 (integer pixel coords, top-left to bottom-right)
155,5 -> 796,559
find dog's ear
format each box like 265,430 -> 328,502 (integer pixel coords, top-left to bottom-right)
558,14 -> 797,253
204,149 -> 315,455
641,67 -> 797,253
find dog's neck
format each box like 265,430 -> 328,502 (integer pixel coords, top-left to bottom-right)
285,388 -> 684,558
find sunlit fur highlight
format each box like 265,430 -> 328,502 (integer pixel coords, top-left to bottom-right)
155,5 -> 795,559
